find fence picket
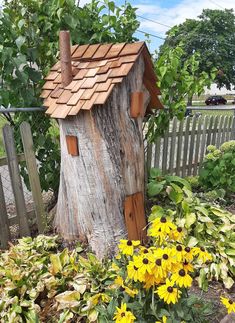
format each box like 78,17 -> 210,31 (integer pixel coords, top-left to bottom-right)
2,124 -> 30,236
176,119 -> 184,176
193,116 -> 202,176
169,117 -> 177,174
217,115 -> 225,147
221,115 -> 229,144
182,117 -> 190,177
230,117 -> 235,140
211,116 -> 219,145
206,116 -> 214,147
154,137 -> 161,169
199,116 -> 209,167
226,116 -> 232,142
162,126 -> 170,173
0,175 -> 10,249
20,122 -> 45,233
188,116 -> 197,176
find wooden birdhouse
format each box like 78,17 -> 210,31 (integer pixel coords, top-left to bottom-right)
41,31 -> 163,257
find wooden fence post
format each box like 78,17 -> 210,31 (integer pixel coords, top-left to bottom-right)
0,175 -> 10,249
2,124 -> 30,236
20,122 -> 45,233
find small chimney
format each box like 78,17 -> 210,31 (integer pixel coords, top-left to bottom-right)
59,31 -> 73,87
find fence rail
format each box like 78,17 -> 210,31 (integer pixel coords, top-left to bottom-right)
146,114 -> 235,177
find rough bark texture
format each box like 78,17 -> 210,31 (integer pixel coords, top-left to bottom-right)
54,55 -> 150,258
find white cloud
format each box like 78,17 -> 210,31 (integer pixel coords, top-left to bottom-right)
137,0 -> 235,36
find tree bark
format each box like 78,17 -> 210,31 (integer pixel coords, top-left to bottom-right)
54,56 -> 150,258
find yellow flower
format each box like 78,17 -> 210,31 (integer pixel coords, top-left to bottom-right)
127,259 -> 144,282
174,245 -> 186,262
124,285 -> 138,298
152,257 -> 167,281
169,226 -> 185,242
193,247 -> 212,263
114,276 -> 124,286
221,296 -> 235,314
171,268 -> 193,288
113,303 -> 136,323
91,293 -> 110,305
133,254 -> 154,275
157,279 -> 181,304
143,272 -> 161,289
118,240 -> 140,256
182,261 -> 194,273
148,217 -> 176,244
183,247 -> 194,262
156,316 -> 168,323
158,247 -> 176,271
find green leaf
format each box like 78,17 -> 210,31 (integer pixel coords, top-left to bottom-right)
167,183 -> 183,204
187,236 -> 198,247
185,212 -> 196,228
149,167 -> 162,179
15,36 -> 26,50
147,182 -> 164,197
56,291 -> 81,309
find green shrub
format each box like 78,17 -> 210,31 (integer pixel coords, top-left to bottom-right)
199,141 -> 235,194
148,168 -> 235,289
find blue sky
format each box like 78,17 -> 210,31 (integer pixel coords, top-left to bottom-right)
80,0 -> 235,52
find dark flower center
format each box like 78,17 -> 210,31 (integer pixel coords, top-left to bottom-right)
121,312 -> 126,317
185,247 -> 191,253
176,245 -> 182,251
179,269 -> 186,277
119,286 -> 125,292
229,300 -> 233,304
155,259 -> 162,266
127,240 -> 132,246
200,247 -> 205,252
184,261 -> 189,265
160,217 -> 167,223
143,258 -> 149,265
163,254 -> 169,260
143,249 -> 149,254
158,228 -> 162,232
134,266 -> 138,271
177,227 -> 182,232
167,286 -> 173,293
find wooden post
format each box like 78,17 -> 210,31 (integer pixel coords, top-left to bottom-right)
0,175 -> 10,249
2,124 -> 30,236
59,30 -> 73,87
20,122 -> 45,233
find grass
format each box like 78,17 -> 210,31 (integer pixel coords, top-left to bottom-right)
192,109 -> 234,116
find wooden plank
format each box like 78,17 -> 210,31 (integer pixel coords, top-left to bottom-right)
230,117 -> 235,140
206,116 -> 214,147
162,126 -> 170,174
51,104 -> 72,119
94,84 -> 114,105
20,122 -> 45,233
130,92 -> 144,118
211,116 -> 219,145
92,44 -> 112,59
105,43 -> 126,59
119,42 -> 144,56
182,117 -> 190,177
68,100 -> 86,116
0,153 -> 25,167
67,89 -> 85,105
73,69 -> 88,80
82,44 -> 100,59
146,143 -> 152,173
169,117 -> 177,174
132,192 -> 147,242
124,195 -> 138,241
82,92 -> 100,110
40,89 -> 51,98
199,116 -> 209,167
154,137 -> 161,169
0,175 -> 10,249
221,115 -> 228,145
2,124 -> 30,236
72,44 -> 89,59
96,79 -> 112,93
66,135 -> 79,156
188,115 -> 197,176
193,116 -> 202,176
216,115 -> 225,148
226,116 -> 232,142
56,89 -> 73,104
176,119 -> 184,176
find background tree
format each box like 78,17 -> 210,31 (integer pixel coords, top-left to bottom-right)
146,45 -> 216,142
160,9 -> 235,96
0,0 -> 140,196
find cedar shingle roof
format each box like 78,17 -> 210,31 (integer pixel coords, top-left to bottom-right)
41,42 -> 163,119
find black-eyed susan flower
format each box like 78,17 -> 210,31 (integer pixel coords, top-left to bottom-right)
221,296 -> 235,314
152,258 -> 166,281
193,247 -> 212,263
118,240 -> 140,256
143,272 -> 157,289
183,247 -> 194,262
156,316 -> 168,323
148,217 -> 176,244
90,293 -> 110,305
127,259 -> 144,282
171,268 -> 193,288
169,226 -> 185,242
156,279 -> 181,304
113,303 -> 136,323
159,247 -> 176,270
123,285 -> 138,298
174,244 -> 186,262
133,254 -> 154,275
182,261 -> 194,273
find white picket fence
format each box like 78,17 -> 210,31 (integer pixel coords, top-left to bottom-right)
146,114 -> 235,177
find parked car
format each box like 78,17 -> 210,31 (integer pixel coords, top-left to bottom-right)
205,95 -> 227,105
